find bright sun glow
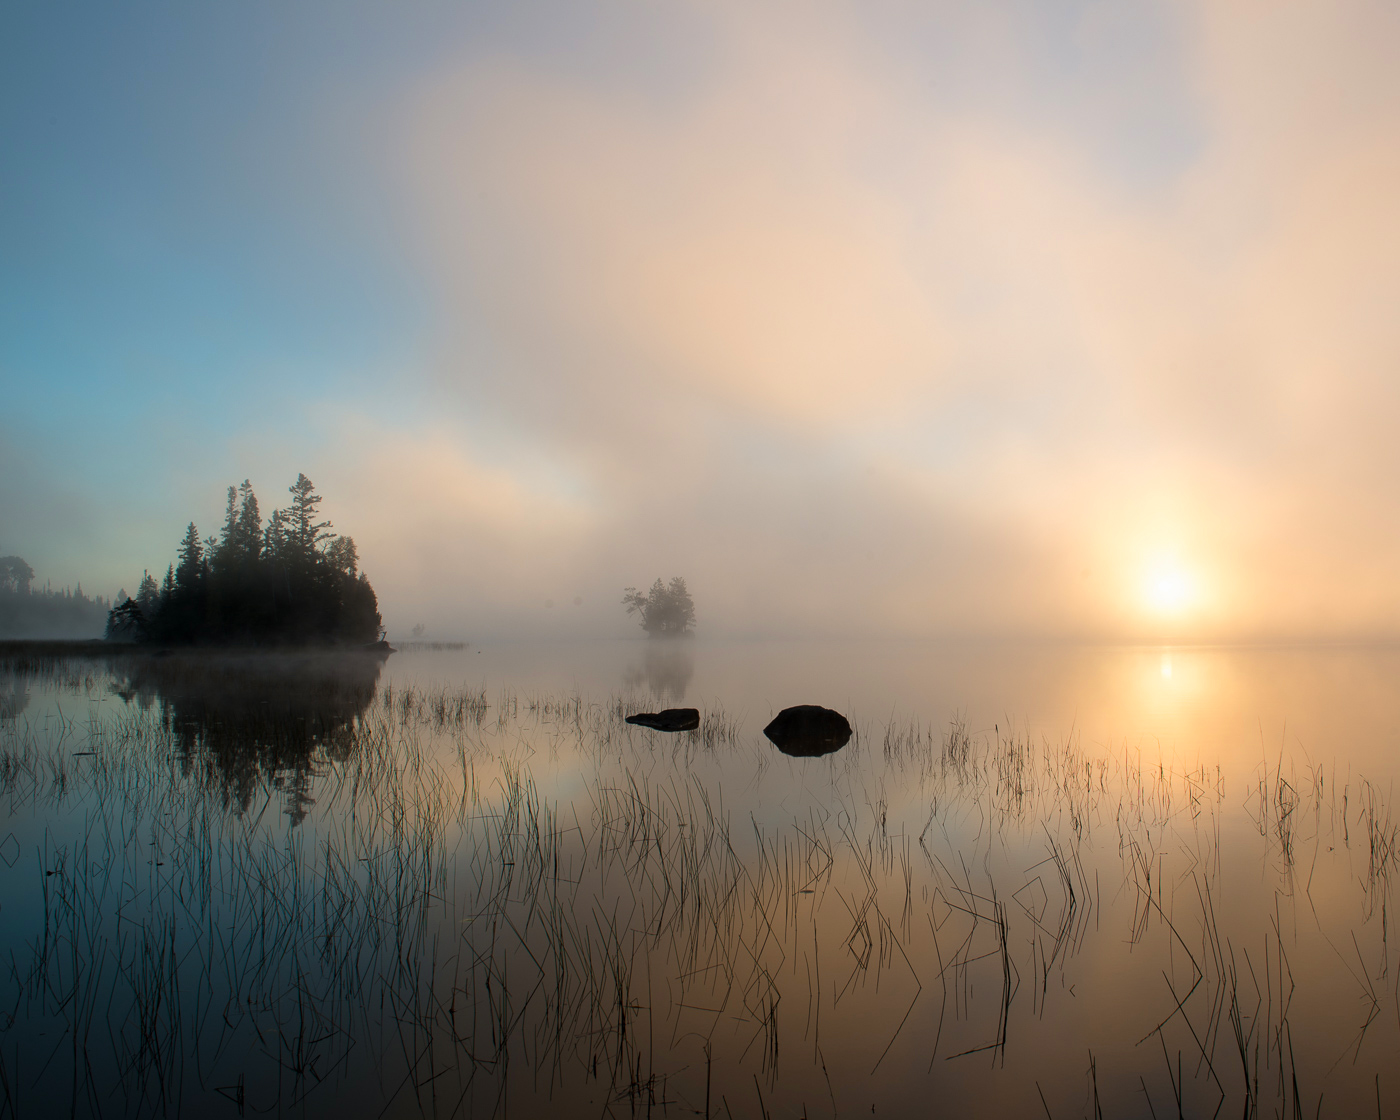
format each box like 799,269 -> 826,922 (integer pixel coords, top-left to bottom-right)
1144,566 -> 1196,615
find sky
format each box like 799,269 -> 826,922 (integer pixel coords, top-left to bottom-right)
4,0 -> 1400,641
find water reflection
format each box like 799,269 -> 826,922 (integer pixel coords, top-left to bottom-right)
0,672 -> 29,721
622,642 -> 694,702
111,651 -> 383,822
6,641 -> 1400,1115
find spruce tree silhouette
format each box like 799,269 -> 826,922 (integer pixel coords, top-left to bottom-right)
110,475 -> 382,646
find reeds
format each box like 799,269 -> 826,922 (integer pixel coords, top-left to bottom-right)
0,652 -> 1398,1117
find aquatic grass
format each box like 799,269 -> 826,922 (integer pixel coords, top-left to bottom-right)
1,654 -> 1398,1115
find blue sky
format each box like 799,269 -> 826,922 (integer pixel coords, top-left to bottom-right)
5,2 -> 1400,639
3,3 -> 430,578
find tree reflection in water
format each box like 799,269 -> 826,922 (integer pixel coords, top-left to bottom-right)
111,651 -> 383,822
0,671 -> 29,721
622,641 -> 694,703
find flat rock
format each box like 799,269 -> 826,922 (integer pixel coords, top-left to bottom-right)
625,707 -> 700,732
763,705 -> 852,757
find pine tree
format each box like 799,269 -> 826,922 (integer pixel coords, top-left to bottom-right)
286,474 -> 333,560
219,485 -> 239,563
175,524 -> 203,592
236,481 -> 261,561
264,508 -> 289,563
136,570 -> 160,617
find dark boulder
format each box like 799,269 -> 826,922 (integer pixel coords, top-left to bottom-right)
763,705 -> 851,757
625,707 -> 700,732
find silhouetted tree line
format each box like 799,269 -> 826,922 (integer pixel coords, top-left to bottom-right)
0,555 -> 111,638
107,474 -> 382,646
622,577 -> 696,636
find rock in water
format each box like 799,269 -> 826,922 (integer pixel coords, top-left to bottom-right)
625,708 -> 701,732
763,705 -> 852,757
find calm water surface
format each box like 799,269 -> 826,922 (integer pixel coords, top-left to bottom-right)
2,638 -> 1399,1118
393,637 -> 1400,774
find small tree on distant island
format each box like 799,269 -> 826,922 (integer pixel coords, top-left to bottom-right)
0,557 -> 35,595
1,555 -> 110,638
622,577 -> 695,637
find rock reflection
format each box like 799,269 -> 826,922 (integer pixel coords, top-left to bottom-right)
111,652 -> 383,822
623,642 -> 695,703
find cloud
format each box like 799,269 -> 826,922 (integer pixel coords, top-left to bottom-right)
335,0 -> 1400,638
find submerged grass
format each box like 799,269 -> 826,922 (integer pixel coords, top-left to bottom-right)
0,654 -> 1397,1117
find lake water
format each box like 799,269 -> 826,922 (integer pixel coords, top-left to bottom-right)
2,638 -> 1399,1117
392,637 -> 1400,773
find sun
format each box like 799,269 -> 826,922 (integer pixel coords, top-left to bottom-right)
1143,564 -> 1196,616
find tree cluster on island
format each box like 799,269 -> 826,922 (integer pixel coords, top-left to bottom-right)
622,577 -> 696,637
106,474 -> 382,646
0,555 -> 112,639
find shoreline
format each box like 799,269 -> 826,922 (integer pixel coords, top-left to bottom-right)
0,639 -> 394,658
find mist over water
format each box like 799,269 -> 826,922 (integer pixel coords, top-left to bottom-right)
388,637 -> 1400,780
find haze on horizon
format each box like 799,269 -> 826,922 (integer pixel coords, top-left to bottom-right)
4,1 -> 1399,643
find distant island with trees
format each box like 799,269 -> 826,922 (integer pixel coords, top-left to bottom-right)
0,556 -> 112,638
622,577 -> 695,636
106,473 -> 382,647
